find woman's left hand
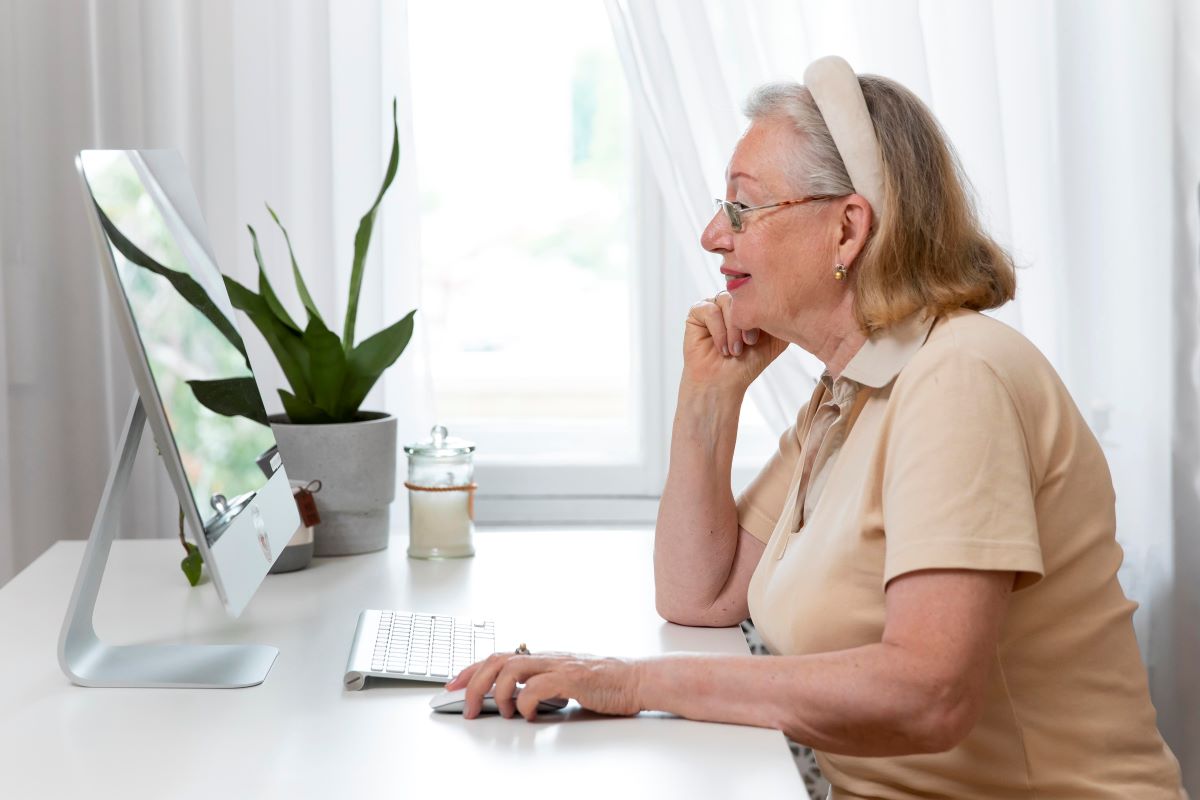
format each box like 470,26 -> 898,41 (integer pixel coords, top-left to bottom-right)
445,650 -> 644,720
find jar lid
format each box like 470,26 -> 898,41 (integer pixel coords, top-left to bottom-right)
403,424 -> 476,457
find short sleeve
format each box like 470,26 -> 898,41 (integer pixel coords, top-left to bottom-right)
882,350 -> 1044,591
736,403 -> 807,544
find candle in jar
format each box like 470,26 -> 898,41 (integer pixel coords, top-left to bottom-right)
408,487 -> 474,558
404,425 -> 477,559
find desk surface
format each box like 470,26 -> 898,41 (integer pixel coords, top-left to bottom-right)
0,528 -> 800,799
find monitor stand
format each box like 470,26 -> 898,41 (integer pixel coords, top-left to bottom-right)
58,396 -> 278,688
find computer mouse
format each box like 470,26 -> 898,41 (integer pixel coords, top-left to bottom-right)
429,687 -> 569,715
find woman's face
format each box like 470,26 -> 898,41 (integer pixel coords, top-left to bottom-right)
700,116 -> 844,340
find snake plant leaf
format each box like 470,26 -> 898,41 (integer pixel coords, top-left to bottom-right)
342,309 -> 416,413
301,315 -> 348,419
343,98 -> 400,349
278,388 -> 335,425
266,204 -> 325,326
94,202 -> 248,363
224,275 -> 314,404
186,376 -> 270,426
247,224 -> 301,334
223,98 -> 413,426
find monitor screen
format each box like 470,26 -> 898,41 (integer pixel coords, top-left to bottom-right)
79,150 -> 276,531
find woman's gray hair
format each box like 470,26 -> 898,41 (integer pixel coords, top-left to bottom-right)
743,82 -> 855,198
745,76 -> 1016,333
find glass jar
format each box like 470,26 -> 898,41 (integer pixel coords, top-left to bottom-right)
403,425 -> 476,559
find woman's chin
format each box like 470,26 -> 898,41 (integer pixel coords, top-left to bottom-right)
728,307 -> 756,333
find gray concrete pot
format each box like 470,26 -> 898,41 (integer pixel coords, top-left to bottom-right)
269,412 -> 397,556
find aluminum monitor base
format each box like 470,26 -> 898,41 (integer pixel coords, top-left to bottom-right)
57,396 -> 278,688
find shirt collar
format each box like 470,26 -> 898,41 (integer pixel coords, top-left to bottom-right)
836,311 -> 936,389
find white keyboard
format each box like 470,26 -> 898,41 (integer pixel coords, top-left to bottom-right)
343,609 -> 496,691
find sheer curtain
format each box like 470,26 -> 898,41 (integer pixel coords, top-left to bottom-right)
1171,0 -> 1200,783
0,0 -> 428,586
607,0 -> 1200,787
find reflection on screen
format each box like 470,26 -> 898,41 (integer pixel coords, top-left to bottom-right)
80,150 -> 276,528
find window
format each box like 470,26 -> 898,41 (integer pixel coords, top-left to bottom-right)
409,1 -> 774,522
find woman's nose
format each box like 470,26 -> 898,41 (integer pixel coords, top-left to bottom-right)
701,211 -> 730,253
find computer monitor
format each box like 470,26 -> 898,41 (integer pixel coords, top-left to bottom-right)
58,149 -> 300,688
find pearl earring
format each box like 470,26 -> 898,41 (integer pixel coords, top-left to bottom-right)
834,263 -> 848,281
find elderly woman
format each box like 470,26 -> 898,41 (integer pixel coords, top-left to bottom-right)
447,57 -> 1185,797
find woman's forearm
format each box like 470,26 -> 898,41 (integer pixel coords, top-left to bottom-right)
633,646 -> 976,757
654,382 -> 744,619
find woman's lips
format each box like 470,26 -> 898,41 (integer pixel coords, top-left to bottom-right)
725,274 -> 751,291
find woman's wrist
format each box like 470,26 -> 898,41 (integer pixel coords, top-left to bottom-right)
630,657 -> 654,712
675,383 -> 742,447
628,655 -> 703,717
676,379 -> 745,417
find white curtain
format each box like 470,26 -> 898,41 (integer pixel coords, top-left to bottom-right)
0,0 -> 429,585
1171,0 -> 1200,784
607,0 -> 1200,788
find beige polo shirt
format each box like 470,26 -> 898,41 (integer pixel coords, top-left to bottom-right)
737,309 -> 1184,798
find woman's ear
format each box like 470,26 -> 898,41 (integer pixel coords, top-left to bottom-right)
837,193 -> 874,267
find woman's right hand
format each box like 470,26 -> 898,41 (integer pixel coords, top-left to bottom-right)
682,292 -> 787,391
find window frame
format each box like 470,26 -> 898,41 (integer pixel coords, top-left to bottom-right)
471,148 -> 669,523
468,149 -> 772,524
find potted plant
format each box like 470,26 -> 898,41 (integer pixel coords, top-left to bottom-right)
221,99 -> 415,555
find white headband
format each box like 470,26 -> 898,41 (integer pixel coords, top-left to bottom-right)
802,56 -> 886,222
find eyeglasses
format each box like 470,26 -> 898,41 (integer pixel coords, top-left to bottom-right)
712,195 -> 840,232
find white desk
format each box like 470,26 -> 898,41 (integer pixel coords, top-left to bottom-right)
0,528 -> 801,799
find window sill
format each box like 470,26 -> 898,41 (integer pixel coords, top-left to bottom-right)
473,495 -> 660,525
